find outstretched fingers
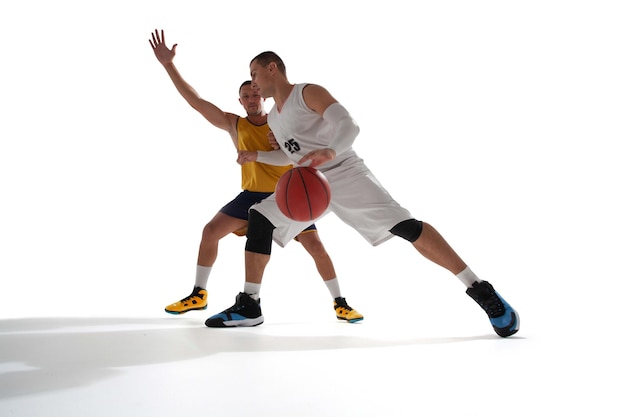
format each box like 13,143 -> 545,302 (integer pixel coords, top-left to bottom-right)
150,29 -> 164,49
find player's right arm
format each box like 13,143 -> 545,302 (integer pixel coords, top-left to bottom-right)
297,84 -> 359,168
150,29 -> 238,137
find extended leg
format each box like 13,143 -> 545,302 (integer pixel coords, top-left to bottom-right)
390,219 -> 519,337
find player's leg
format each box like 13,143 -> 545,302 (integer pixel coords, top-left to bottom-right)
328,161 -> 519,337
390,219 -> 519,337
165,191 -> 268,315
165,212 -> 247,315
296,228 -> 363,323
400,220 -> 467,274
197,212 -> 248,266
295,228 -> 336,280
205,209 -> 273,327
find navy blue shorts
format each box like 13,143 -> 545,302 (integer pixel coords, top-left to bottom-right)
220,191 -> 316,232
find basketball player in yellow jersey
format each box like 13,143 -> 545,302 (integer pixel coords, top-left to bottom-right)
149,29 -> 362,323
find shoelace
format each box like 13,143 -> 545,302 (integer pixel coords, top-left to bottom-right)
480,293 -> 505,318
224,304 -> 244,313
224,296 -> 249,312
180,291 -> 203,303
180,295 -> 196,303
335,297 -> 352,310
335,304 -> 353,312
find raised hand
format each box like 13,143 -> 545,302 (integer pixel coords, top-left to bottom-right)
149,29 -> 177,65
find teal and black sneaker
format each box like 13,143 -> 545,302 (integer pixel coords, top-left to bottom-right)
466,281 -> 519,337
205,292 -> 264,328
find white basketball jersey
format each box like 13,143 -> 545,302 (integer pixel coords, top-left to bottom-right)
268,83 -> 357,170
254,83 -> 414,248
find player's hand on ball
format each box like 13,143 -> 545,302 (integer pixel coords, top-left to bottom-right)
275,167 -> 331,221
298,148 -> 336,168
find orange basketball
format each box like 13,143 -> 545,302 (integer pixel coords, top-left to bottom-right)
275,167 -> 331,221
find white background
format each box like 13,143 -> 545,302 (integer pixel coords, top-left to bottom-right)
1,1 -> 625,416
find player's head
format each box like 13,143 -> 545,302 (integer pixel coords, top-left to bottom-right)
238,80 -> 264,116
250,51 -> 286,98
239,80 -> 253,93
251,51 -> 286,76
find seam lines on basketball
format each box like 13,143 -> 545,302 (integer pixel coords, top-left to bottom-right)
296,168 -> 313,220
310,168 -> 330,210
285,171 -> 295,220
315,171 -> 330,203
307,168 -> 329,217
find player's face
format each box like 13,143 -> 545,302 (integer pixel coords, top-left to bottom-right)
239,85 -> 263,115
250,61 -> 272,98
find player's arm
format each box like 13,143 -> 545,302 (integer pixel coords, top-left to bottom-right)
160,63 -> 238,133
150,29 -> 238,137
267,130 -> 280,150
237,149 -> 292,166
298,84 -> 360,167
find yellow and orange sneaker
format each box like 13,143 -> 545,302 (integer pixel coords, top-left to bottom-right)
165,287 -> 208,314
334,297 -> 364,323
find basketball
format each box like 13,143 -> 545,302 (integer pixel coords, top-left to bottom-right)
275,167 -> 331,221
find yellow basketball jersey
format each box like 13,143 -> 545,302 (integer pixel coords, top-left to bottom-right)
237,117 -> 292,192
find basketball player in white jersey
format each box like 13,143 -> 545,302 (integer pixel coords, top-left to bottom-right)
149,30 -> 363,323
205,51 -> 519,337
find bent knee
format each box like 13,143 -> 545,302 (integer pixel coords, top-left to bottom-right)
390,219 -> 423,242
245,209 -> 275,255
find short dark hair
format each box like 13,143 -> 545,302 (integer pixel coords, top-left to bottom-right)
239,80 -> 252,92
251,51 -> 286,76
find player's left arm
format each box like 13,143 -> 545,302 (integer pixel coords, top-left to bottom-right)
237,149 -> 292,166
298,84 -> 360,167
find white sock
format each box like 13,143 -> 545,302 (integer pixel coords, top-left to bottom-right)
324,278 -> 342,299
244,282 -> 262,300
195,265 -> 212,289
456,266 -> 482,288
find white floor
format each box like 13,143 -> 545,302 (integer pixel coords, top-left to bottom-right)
0,316 -> 521,417
1,197 -> 624,417
1,284 -> 622,417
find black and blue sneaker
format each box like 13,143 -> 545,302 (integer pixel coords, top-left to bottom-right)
466,281 -> 519,337
205,292 -> 264,328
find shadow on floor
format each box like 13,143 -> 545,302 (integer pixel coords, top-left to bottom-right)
0,317 -> 500,398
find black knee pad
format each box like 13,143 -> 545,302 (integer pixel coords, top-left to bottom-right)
390,219 -> 423,242
245,209 -> 276,255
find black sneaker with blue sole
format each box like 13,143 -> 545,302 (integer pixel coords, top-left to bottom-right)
205,292 -> 264,328
466,281 -> 519,337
